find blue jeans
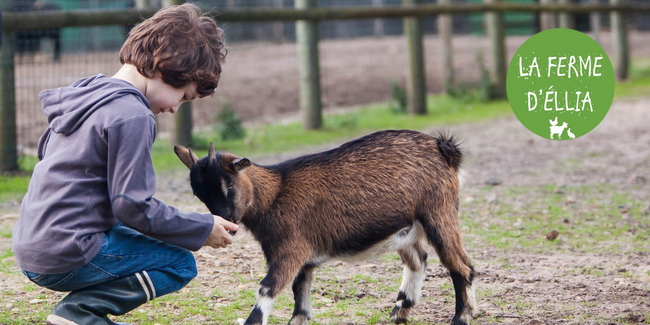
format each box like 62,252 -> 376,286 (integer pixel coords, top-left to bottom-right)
22,222 -> 197,298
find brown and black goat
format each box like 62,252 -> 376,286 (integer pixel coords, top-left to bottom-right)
174,130 -> 476,325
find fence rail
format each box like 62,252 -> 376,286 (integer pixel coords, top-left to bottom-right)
2,4 -> 650,31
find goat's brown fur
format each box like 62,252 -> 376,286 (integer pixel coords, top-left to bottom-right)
176,130 -> 475,325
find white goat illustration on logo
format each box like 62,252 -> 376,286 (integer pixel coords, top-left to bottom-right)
550,117 -> 569,139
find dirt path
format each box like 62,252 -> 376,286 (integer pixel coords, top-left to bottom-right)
1,97 -> 649,324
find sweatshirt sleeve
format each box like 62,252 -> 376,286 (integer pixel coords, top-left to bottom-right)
106,115 -> 214,251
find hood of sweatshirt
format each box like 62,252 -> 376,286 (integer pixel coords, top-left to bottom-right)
39,74 -> 150,136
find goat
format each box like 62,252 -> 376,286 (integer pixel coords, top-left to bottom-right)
550,121 -> 568,139
175,130 -> 476,325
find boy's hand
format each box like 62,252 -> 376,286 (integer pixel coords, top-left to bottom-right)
204,215 -> 239,249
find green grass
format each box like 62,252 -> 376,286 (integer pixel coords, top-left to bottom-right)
614,56 -> 650,98
0,226 -> 12,239
154,93 -> 512,172
0,248 -> 15,274
460,183 -> 650,254
0,155 -> 37,203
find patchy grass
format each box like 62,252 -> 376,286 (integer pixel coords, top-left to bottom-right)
1,178 -> 648,324
0,248 -> 16,275
460,184 -> 650,254
615,56 -> 650,98
0,226 -> 12,239
0,156 -> 37,203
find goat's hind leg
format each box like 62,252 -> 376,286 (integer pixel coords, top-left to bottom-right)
422,212 -> 476,325
390,242 -> 427,324
288,264 -> 316,325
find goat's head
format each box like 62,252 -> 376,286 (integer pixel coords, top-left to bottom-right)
174,142 -> 252,228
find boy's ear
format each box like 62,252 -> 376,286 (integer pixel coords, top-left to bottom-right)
174,145 -> 199,169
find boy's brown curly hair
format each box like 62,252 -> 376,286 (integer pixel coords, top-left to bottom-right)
119,3 -> 226,98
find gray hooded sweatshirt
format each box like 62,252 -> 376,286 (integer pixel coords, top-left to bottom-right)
13,75 -> 214,274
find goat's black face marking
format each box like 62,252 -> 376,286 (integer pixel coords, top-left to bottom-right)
189,154 -> 239,224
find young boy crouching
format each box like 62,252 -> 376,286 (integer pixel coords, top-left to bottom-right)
12,4 -> 236,324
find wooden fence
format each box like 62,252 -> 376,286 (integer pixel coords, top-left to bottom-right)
1,1 -> 649,171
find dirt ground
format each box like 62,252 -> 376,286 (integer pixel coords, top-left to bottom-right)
1,93 -> 649,324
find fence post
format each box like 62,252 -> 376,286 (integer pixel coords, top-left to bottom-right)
485,0 -> 506,99
168,0 -> 193,147
135,0 -> 152,8
540,0 -> 557,30
558,0 -> 575,29
372,0 -> 384,37
439,0 -> 454,95
590,0 -> 601,43
273,0 -> 285,42
295,0 -> 322,129
403,0 -> 427,115
611,0 -> 629,80
0,2 -> 19,172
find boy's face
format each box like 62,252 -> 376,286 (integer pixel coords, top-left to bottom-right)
146,72 -> 198,114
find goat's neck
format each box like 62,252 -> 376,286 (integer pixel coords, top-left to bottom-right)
246,165 -> 281,216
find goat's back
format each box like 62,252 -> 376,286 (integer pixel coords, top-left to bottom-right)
262,130 -> 462,254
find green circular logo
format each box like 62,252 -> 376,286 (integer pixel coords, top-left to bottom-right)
506,29 -> 615,140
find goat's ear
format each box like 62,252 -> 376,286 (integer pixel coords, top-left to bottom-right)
174,145 -> 199,170
231,157 -> 251,174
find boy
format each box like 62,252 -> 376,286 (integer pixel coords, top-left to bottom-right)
12,4 -> 236,325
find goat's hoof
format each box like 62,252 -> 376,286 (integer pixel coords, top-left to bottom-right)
450,315 -> 470,325
288,314 -> 309,325
389,306 -> 409,324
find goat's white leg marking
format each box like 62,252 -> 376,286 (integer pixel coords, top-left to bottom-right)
399,264 -> 426,305
392,243 -> 427,323
464,283 -> 477,319
397,245 -> 426,306
249,286 -> 275,325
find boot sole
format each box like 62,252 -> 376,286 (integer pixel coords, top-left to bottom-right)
46,314 -> 80,325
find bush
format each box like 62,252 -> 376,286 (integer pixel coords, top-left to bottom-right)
477,51 -> 494,102
331,114 -> 358,129
448,51 -> 494,103
389,81 -> 408,114
214,99 -> 245,141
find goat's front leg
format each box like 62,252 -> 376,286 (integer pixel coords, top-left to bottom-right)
288,264 -> 316,325
244,251 -> 310,325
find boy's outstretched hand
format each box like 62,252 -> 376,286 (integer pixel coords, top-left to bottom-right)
204,215 -> 239,249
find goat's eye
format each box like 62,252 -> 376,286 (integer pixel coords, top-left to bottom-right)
227,183 -> 234,190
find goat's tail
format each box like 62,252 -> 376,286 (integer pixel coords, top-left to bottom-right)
435,132 -> 463,171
